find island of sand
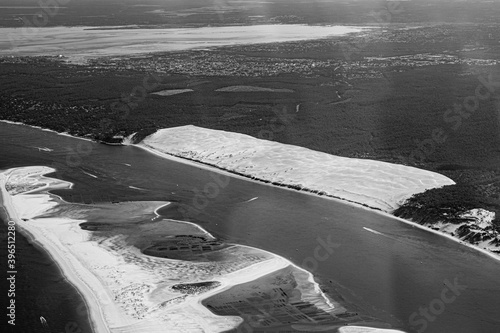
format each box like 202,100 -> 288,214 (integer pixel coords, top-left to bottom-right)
0,166 -> 407,333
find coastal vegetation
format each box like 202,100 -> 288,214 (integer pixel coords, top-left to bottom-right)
1,7 -> 500,247
394,184 -> 498,227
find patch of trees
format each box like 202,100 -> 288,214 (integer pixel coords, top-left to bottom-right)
394,184 -> 495,225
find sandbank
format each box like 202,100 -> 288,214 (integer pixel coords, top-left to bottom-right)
1,25 -> 367,63
2,165 -> 388,332
136,125 -> 500,260
215,86 -> 294,93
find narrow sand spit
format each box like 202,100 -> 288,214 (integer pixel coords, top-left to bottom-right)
139,125 -> 455,212
0,25 -> 367,63
151,89 -> 194,96
215,86 -> 294,92
2,166 -> 404,332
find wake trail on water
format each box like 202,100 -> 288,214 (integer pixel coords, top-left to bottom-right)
81,170 -> 98,179
240,196 -> 258,203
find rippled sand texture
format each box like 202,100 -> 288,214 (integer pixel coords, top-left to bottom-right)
2,166 -> 397,333
140,126 -> 454,211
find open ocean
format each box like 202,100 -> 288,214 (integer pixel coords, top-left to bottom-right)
1,121 -> 500,333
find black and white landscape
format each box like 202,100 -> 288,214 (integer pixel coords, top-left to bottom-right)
1,1 -> 500,333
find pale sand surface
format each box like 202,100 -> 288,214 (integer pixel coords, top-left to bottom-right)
215,86 -> 294,92
139,125 -> 454,212
339,327 -> 408,333
1,25 -> 366,63
2,166 -> 397,332
151,89 -> 194,96
137,126 -> 500,260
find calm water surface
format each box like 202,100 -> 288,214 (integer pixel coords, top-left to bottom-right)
1,122 -> 499,333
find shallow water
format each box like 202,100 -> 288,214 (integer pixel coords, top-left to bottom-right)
1,121 -> 500,332
0,24 -> 366,62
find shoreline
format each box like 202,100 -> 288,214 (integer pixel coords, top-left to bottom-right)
1,118 -> 497,261
0,24 -> 368,63
0,120 -> 94,142
2,166 -> 387,332
0,169 -> 106,333
134,141 -> 500,262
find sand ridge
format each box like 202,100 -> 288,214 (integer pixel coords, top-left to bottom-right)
139,125 -> 454,212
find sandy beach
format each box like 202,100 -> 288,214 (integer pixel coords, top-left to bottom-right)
2,165 -> 398,332
136,125 -> 500,260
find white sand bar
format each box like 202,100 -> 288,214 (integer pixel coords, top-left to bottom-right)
216,86 -> 294,92
139,125 -> 454,212
151,89 -> 194,96
3,166 -> 400,332
1,25 -> 366,63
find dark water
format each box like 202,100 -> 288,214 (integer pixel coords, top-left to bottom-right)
1,121 -> 500,333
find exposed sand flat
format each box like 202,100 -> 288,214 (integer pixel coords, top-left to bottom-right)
339,327 -> 406,333
1,25 -> 366,63
151,89 -> 194,96
215,85 -> 294,92
139,125 -> 454,212
2,166 -> 397,332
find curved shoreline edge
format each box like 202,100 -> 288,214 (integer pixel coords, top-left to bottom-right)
136,143 -> 500,262
133,126 -> 500,262
1,166 -> 406,332
1,119 -> 496,259
0,169 -> 106,333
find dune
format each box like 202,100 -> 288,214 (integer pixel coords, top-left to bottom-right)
138,125 -> 454,212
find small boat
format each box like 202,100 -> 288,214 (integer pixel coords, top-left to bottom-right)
40,316 -> 48,328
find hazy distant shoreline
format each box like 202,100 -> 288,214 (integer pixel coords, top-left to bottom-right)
1,24 -> 368,63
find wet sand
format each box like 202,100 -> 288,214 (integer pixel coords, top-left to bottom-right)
1,24 -> 366,63
1,166 -> 391,332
